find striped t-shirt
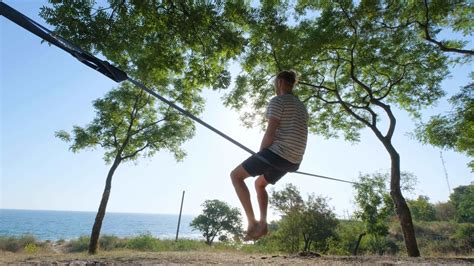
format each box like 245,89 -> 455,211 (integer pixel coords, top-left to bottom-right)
266,94 -> 309,164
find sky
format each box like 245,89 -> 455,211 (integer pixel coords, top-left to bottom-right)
1,1 -> 472,221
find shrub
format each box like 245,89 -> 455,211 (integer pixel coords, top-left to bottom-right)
125,233 -> 159,251
99,235 -> 126,251
24,243 -> 38,253
453,223 -> 474,252
0,235 -> 40,253
67,236 -> 90,252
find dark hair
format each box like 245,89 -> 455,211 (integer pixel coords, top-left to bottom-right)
276,70 -> 298,87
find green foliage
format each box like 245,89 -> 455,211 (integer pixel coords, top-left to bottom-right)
0,235 -> 40,253
99,235 -> 127,251
269,184 -> 338,253
453,223 -> 474,251
271,209 -> 303,253
354,173 -> 395,238
190,199 -> 243,246
55,83 -> 196,164
416,79 -> 474,171
407,195 -> 436,221
326,220 -> 365,255
41,0 -> 250,171
352,172 -> 418,254
125,233 -> 159,251
407,0 -> 474,169
24,243 -> 38,253
40,1 -> 247,89
389,221 -> 474,256
225,1 -> 449,141
269,183 -> 304,214
450,184 -> 474,223
67,236 -> 90,252
434,201 -> 456,221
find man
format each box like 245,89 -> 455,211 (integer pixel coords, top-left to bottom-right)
230,70 -> 309,240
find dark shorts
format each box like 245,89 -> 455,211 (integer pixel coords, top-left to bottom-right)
241,148 -> 300,185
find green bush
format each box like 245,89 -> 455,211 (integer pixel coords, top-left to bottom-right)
169,239 -> 207,251
453,223 -> 474,252
24,243 -> 38,253
67,236 -> 90,252
125,233 -> 159,251
99,235 -> 126,251
125,234 -> 209,252
327,220 -> 366,255
0,235 -> 39,253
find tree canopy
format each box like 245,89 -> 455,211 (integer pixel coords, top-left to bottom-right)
407,196 -> 436,222
56,83 -> 195,163
41,1 -> 250,254
416,78 -> 474,171
40,1 -> 248,103
450,184 -> 474,223
269,183 -> 338,253
190,199 -> 243,245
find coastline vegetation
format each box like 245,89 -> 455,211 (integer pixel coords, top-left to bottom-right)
1,219 -> 472,257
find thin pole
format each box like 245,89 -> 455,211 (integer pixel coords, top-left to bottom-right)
440,151 -> 452,194
175,190 -> 185,242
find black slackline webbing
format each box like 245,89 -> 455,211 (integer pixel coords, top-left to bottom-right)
1,2 -> 357,185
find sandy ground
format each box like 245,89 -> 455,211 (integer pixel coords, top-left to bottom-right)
1,250 -> 473,265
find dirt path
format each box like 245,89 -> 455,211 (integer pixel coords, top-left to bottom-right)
1,250 -> 473,265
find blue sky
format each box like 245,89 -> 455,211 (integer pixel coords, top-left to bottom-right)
1,1 -> 472,220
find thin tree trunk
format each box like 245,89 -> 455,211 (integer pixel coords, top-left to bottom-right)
88,157 -> 121,254
352,232 -> 366,256
386,144 -> 420,257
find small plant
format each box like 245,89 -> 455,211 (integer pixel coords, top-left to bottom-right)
24,243 -> 38,253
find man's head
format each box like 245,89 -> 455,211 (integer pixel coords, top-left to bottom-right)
274,70 -> 298,95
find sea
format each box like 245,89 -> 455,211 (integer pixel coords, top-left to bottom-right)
0,209 -> 201,241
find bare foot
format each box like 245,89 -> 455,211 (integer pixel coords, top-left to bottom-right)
252,222 -> 268,240
243,221 -> 258,241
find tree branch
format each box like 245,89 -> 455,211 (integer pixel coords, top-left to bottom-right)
299,81 -> 334,92
271,47 -> 283,71
371,98 -> 397,141
418,0 -> 474,56
120,142 -> 151,160
118,90 -> 143,155
132,118 -> 166,136
332,53 -> 373,128
375,64 -> 408,101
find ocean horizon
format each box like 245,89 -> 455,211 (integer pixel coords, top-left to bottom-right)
0,209 -> 200,241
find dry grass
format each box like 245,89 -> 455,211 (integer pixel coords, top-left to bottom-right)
1,249 -> 473,265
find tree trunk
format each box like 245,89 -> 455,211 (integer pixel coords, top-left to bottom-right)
386,145 -> 420,257
88,158 -> 121,254
303,234 -> 310,252
352,232 -> 366,256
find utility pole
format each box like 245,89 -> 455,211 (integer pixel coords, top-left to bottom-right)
175,190 -> 185,241
440,151 -> 452,194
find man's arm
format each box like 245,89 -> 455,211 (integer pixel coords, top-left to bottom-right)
260,117 -> 280,151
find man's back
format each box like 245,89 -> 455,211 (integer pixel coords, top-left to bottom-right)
266,94 -> 308,164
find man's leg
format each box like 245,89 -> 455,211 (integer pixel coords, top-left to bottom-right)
230,165 -> 257,237
254,175 -> 269,239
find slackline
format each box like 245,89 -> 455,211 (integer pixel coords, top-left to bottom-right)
1,2 -> 357,185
